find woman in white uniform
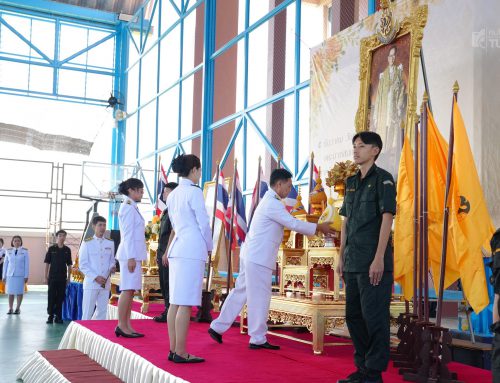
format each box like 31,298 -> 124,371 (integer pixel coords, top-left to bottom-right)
115,178 -> 147,338
2,235 -> 29,314
162,154 -> 213,363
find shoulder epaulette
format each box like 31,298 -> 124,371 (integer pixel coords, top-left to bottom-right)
126,199 -> 132,205
8,247 -> 13,250
84,237 -> 93,242
104,237 -> 113,241
21,247 -> 28,250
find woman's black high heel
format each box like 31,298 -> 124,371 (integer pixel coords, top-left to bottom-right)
115,326 -> 139,338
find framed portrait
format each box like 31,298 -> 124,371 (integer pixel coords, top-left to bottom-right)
203,177 -> 232,278
355,4 -> 428,175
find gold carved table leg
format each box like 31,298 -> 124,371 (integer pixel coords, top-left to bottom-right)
311,311 -> 326,354
109,281 -> 119,304
141,290 -> 150,313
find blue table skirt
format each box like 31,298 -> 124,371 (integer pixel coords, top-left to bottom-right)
63,282 -> 83,321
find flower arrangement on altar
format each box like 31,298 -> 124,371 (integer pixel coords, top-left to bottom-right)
325,160 -> 359,196
145,215 -> 161,241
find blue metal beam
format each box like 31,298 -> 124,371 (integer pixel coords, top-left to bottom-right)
220,118 -> 243,169
368,0 -> 376,15
0,0 -> 118,25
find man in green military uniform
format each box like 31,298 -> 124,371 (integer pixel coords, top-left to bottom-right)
336,131 -> 396,383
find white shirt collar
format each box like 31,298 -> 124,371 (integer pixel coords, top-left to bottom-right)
124,195 -> 137,206
93,235 -> 104,241
180,178 -> 196,186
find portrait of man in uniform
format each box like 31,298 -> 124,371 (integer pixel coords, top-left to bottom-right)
368,33 -> 410,175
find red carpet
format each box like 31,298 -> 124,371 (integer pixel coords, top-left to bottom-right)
78,319 -> 491,383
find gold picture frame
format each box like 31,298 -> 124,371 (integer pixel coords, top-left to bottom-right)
355,3 -> 428,142
203,177 -> 232,278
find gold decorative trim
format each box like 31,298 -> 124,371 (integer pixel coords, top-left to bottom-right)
309,256 -> 336,268
355,4 -> 428,137
325,317 -> 346,333
269,309 -> 314,332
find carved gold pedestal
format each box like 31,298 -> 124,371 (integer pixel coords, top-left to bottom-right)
109,273 -> 163,313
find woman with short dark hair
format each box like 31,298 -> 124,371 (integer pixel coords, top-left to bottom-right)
115,178 -> 147,338
2,235 -> 29,314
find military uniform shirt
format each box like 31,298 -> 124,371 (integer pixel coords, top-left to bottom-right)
339,164 -> 396,272
44,245 -> 73,281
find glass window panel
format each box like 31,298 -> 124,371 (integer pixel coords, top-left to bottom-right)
298,88 -> 310,170
86,72 -> 113,101
31,19 -> 55,59
61,199 -> 94,230
88,28 -> 112,46
157,85 -> 180,147
213,42 -> 239,122
60,24 -> 88,65
180,74 -> 196,138
0,159 -> 52,192
247,17 -> 269,106
282,96 -> 295,172
138,100 -> 157,157
140,47 -> 159,104
143,0 -> 160,51
249,0 -> 271,26
0,196 -> 50,229
62,164 -> 82,195
58,68 -> 86,98
284,3 -> 296,90
300,3 -> 324,82
127,63 -> 140,112
0,60 -> 29,89
182,6 -> 200,75
28,64 -> 53,93
160,0 -> 180,35
138,154 -> 156,208
87,36 -> 115,69
0,21 -> 35,58
244,115 -> 270,188
157,146 -> 176,175
128,32 -> 141,65
159,24 -> 181,92
125,113 -> 138,164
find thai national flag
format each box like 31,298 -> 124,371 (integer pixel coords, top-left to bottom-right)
155,164 -> 168,215
284,185 -> 298,213
226,169 -> 247,245
215,170 -> 230,235
311,164 -> 320,191
248,169 -> 268,228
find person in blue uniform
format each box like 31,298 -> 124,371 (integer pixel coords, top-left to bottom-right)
44,230 -> 72,324
208,169 -> 335,349
162,154 -> 212,363
154,182 -> 178,323
336,131 -> 396,383
0,238 -> 5,294
2,235 -> 29,315
115,178 -> 147,338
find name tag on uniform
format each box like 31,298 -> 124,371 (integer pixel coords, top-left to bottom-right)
383,180 -> 394,186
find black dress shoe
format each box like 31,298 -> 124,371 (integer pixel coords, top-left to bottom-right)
208,328 -> 223,344
168,351 -> 174,361
249,341 -> 280,350
115,326 -> 140,338
172,353 -> 205,363
132,332 -> 145,337
7,309 -> 13,315
46,316 -> 54,324
337,369 -> 366,383
153,314 -> 167,323
13,308 -> 20,315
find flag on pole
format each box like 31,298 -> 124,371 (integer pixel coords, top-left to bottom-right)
215,170 -> 230,235
284,185 -> 298,213
248,168 -> 268,228
155,163 -> 168,215
448,99 -> 495,313
226,169 -> 247,245
311,164 -> 320,191
394,135 -> 415,301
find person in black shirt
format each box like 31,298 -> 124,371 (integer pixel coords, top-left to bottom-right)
44,230 -> 73,324
154,182 -> 178,323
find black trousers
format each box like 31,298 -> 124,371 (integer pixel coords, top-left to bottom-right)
492,332 -> 500,383
344,272 -> 393,373
47,279 -> 67,318
157,257 -> 169,313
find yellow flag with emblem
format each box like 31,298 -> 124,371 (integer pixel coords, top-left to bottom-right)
448,99 -> 494,313
427,108 -> 460,291
394,135 -> 414,301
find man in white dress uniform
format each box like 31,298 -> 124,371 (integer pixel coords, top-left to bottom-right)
79,216 -> 116,320
209,169 -> 335,349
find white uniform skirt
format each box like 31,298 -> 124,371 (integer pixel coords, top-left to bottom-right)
6,276 -> 25,295
119,260 -> 142,291
169,258 -> 205,306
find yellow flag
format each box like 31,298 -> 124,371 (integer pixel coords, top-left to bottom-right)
448,99 -> 495,313
426,108 -> 460,290
394,135 -> 415,301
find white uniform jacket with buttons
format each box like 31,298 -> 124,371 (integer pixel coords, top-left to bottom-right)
241,189 -> 317,270
167,178 -> 213,262
116,196 -> 147,261
79,235 -> 116,290
2,247 -> 29,279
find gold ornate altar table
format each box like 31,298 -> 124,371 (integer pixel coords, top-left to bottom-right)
109,273 -> 163,313
240,295 -> 408,355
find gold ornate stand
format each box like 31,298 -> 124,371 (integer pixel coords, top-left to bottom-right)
109,273 -> 163,313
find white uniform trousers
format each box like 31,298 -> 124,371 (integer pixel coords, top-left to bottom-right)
210,259 -> 273,345
82,288 -> 110,320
